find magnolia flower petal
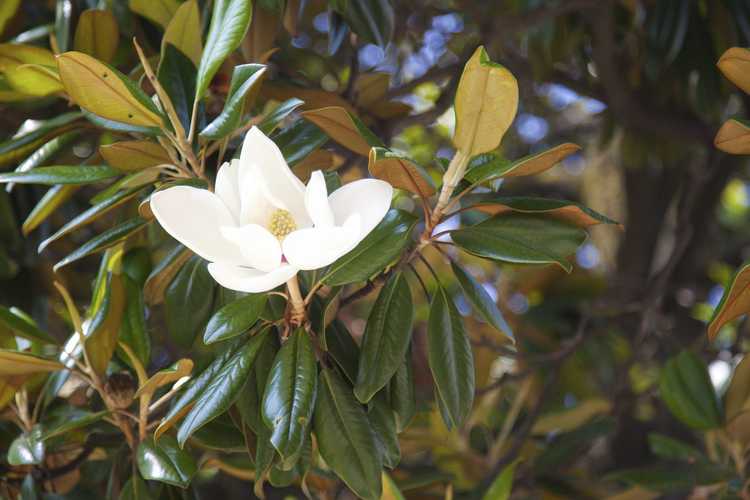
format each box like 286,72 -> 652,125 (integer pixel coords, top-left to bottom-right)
220,224 -> 282,272
240,127 -> 309,225
208,262 -> 298,293
305,170 -> 334,228
151,186 -> 245,264
282,214 -> 361,270
328,179 -> 393,236
215,159 -> 241,223
238,163 -> 274,227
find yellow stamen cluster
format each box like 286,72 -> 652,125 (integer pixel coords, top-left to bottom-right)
268,209 -> 296,239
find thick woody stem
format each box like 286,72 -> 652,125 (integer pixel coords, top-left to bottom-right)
286,275 -> 306,327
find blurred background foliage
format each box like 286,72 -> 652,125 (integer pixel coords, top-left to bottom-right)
4,0 -> 750,498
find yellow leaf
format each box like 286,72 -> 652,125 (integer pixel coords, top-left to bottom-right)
4,64 -> 63,97
368,147 -> 436,198
0,350 -> 64,376
128,0 -> 181,29
100,141 -> 172,171
162,0 -> 202,66
725,355 -> 750,421
0,44 -> 56,71
531,398 -> 611,435
715,118 -> 750,155
708,263 -> 750,340
606,487 -> 659,500
0,0 -> 21,36
380,472 -> 405,500
74,9 -> 120,63
453,46 -> 518,156
56,51 -> 163,127
301,106 -> 375,156
718,47 -> 750,95
135,358 -> 193,398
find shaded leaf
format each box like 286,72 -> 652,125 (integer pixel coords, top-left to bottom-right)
0,306 -> 56,344
427,286 -> 474,428
0,350 -> 63,375
73,9 -> 119,63
129,0 -> 180,28
355,272 -> 413,403
708,262 -> 750,340
314,368 -> 382,500
301,106 -> 383,155
660,350 -> 722,429
482,460 -> 519,500
165,255 -> 215,348
0,165 -> 119,185
451,214 -> 588,273
100,141 -> 172,172
451,261 -> 513,338
162,0 -> 202,66
200,64 -> 267,140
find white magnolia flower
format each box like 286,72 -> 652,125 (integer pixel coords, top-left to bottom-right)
150,127 -> 393,293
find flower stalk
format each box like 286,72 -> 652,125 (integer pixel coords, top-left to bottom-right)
287,275 -> 306,327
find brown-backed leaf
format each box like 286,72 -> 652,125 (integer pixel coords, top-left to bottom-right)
715,119 -> 750,155
135,358 -> 193,398
717,47 -> 750,95
461,196 -> 621,229
73,9 -> 119,63
301,106 -> 382,156
368,147 -> 435,198
708,263 -> 750,340
144,245 -> 192,305
100,141 -> 172,171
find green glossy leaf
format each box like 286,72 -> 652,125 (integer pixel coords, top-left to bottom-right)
258,98 -> 305,134
201,64 -> 267,139
389,350 -> 415,432
355,272 -> 413,403
0,112 -> 81,168
55,0 -> 72,52
314,368 -> 382,500
0,305 -> 56,344
482,460 -> 519,500
427,286 -> 474,429
321,209 -> 416,286
368,393 -> 400,469
203,293 -> 267,344
451,261 -> 513,339
53,218 -> 149,271
273,119 -> 329,166
464,143 -> 581,183
177,329 -> 269,447
237,332 -> 278,434
158,44 -> 198,133
262,328 -> 317,468
84,110 -> 160,136
156,340 -> 243,439
451,214 -> 588,273
195,0 -> 253,101
137,435 -> 197,488
7,131 -> 79,192
660,350 -> 723,429
166,255 -> 216,348
0,165 -> 119,185
8,426 -> 44,465
39,186 -> 144,253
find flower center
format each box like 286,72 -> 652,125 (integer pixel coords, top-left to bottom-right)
268,209 -> 296,239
